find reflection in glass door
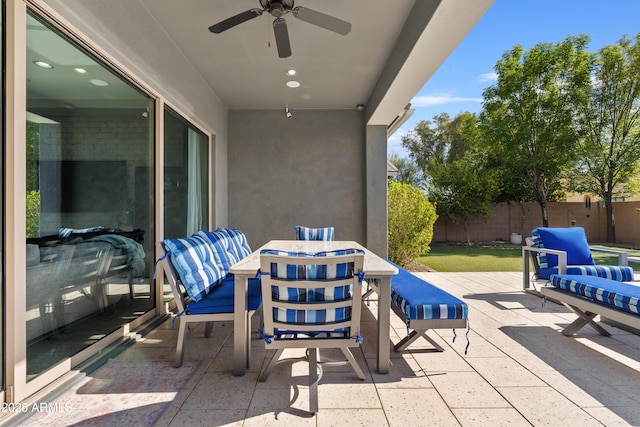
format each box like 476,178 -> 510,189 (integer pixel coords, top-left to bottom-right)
25,12 -> 155,379
164,107 -> 209,239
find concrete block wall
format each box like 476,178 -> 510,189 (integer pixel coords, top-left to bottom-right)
433,201 -> 640,246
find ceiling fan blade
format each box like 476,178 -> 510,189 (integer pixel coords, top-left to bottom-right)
208,8 -> 263,34
292,6 -> 351,36
273,17 -> 291,58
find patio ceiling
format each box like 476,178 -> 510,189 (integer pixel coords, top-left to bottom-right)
128,0 -> 494,126
31,1 -> 493,125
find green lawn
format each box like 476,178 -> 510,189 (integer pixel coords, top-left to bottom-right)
417,244 -> 640,272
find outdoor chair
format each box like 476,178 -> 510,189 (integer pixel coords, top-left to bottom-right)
258,248 -> 366,414
522,226 -> 635,293
294,225 -> 335,241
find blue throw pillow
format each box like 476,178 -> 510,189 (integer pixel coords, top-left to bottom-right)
533,227 -> 594,268
163,235 -> 226,302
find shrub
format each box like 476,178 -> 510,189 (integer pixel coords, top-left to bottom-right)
388,181 -> 437,267
26,190 -> 40,238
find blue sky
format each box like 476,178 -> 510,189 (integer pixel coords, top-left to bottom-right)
388,0 -> 640,157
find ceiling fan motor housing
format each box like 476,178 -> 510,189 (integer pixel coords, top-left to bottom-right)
261,0 -> 295,17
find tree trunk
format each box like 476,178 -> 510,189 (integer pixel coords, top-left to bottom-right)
539,201 -> 549,227
605,201 -> 616,243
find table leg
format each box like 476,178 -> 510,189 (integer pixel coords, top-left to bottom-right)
233,273 -> 249,376
377,276 -> 391,374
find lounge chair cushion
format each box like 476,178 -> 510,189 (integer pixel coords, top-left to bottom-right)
550,274 -> 640,314
163,235 -> 226,302
532,227 -> 594,269
387,260 -> 468,321
261,248 -> 363,332
295,225 -> 335,241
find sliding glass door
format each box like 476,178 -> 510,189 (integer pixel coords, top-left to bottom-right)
25,11 -> 155,379
164,107 -> 209,239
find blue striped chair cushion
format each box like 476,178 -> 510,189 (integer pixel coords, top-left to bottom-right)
215,228 -> 252,262
261,248 -> 363,333
387,260 -> 468,321
196,229 -> 236,271
163,235 -> 227,302
294,225 -> 335,241
550,274 -> 640,314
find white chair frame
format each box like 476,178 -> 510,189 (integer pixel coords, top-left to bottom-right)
258,251 -> 365,414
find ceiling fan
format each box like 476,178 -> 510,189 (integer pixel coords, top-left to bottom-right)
208,0 -> 351,58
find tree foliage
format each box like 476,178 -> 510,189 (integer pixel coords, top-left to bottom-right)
387,181 -> 437,267
387,153 -> 426,190
569,34 -> 640,242
429,152 -> 500,245
400,112 -> 499,243
481,35 -> 592,227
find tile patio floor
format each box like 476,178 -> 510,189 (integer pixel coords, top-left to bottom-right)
15,272 -> 640,425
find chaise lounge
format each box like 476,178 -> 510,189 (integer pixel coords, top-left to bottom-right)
522,226 -> 635,294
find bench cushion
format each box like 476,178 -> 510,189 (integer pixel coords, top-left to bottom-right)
196,229 -> 236,271
215,228 -> 252,262
163,235 -> 226,302
387,260 -> 468,321
550,274 -> 640,314
185,275 -> 261,314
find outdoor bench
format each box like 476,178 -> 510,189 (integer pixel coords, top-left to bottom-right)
542,274 -> 640,336
155,228 -> 262,367
386,260 -> 469,352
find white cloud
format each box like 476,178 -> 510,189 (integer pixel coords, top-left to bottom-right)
410,95 -> 483,107
478,72 -> 498,83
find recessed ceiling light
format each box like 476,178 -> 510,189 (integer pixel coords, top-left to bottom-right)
74,67 -> 87,74
34,61 -> 53,69
90,79 -> 109,87
285,69 -> 297,76
286,80 -> 300,88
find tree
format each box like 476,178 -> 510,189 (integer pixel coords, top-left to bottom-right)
401,113 -> 455,176
401,112 -> 500,243
569,34 -> 640,242
387,181 -> 437,267
481,35 -> 592,227
429,152 -> 500,245
387,153 -> 426,190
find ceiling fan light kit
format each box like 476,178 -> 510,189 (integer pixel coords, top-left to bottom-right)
208,0 -> 351,58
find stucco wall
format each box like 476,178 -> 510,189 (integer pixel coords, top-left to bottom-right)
228,109 -> 367,249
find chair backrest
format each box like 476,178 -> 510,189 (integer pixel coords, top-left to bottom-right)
294,225 -> 335,241
259,248 -> 364,342
531,227 -> 595,269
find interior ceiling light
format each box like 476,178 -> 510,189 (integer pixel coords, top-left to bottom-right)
34,61 -> 53,69
90,79 -> 109,87
286,80 -> 300,88
286,69 -> 297,76
74,67 -> 87,74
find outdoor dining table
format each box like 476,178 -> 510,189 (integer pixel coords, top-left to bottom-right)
230,240 -> 398,376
